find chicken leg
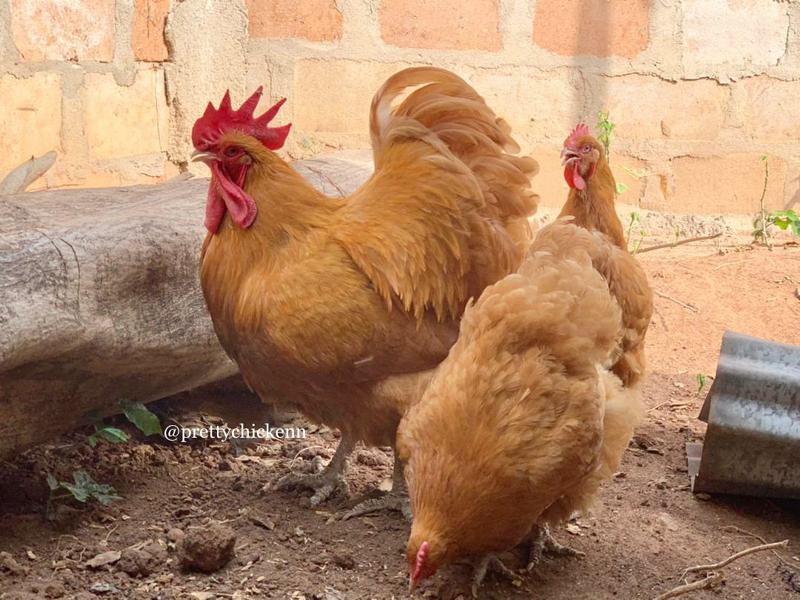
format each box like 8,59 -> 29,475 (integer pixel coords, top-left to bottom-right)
525,524 -> 584,571
273,435 -> 355,505
341,452 -> 412,521
471,554 -> 522,598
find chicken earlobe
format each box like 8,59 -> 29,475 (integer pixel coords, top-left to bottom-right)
271,435 -> 355,505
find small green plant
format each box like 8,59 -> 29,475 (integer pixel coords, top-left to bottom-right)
121,401 -> 162,437
769,209 -> 800,238
596,110 -> 615,160
626,211 -> 645,253
696,373 -> 708,395
88,425 -> 129,447
46,470 -> 121,519
753,155 -> 771,244
86,401 -> 161,447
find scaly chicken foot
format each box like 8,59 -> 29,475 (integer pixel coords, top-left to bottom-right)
471,554 -> 522,598
273,434 -> 355,506
341,453 -> 412,521
525,524 -> 585,572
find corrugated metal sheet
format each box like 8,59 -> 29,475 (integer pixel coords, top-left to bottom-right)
688,331 -> 800,499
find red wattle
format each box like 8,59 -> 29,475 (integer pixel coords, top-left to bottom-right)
204,162 -> 257,234
564,161 -> 586,191
204,178 -> 226,233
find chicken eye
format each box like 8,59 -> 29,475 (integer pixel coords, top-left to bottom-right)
224,146 -> 241,158
582,145 -> 591,153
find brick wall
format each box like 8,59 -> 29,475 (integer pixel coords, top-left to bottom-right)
1,0 -> 799,215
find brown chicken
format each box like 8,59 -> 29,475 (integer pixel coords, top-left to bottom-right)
559,124 -> 653,387
399,221 -> 643,595
191,67 -> 538,510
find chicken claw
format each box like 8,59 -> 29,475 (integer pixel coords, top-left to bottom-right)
526,524 -> 585,571
471,554 -> 521,598
273,435 -> 355,505
341,453 -> 412,521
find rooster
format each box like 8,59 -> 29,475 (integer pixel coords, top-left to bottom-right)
399,221 -> 643,595
191,68 -> 538,512
559,124 -> 653,387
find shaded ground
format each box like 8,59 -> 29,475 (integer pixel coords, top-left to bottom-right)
1,237 -> 799,600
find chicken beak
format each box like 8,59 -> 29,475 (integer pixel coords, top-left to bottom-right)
191,150 -> 216,164
560,147 -> 580,167
408,575 -> 417,594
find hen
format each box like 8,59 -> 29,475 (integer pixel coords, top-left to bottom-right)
559,124 -> 653,387
192,67 -> 538,509
399,221 -> 643,595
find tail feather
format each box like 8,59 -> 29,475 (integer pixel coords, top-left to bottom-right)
370,67 -> 539,253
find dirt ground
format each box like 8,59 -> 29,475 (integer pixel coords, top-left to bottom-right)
1,236 -> 799,600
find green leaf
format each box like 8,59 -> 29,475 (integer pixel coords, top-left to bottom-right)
615,182 -> 628,195
772,218 -> 790,230
121,401 -> 162,436
96,426 -> 129,444
67,471 -> 121,505
87,434 -> 98,448
61,483 -> 90,503
92,488 -> 123,506
46,473 -> 59,491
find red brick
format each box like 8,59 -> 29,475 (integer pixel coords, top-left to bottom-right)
247,0 -> 342,42
10,0 -> 115,62
533,0 -> 649,58
133,0 -> 170,62
380,0 -> 501,51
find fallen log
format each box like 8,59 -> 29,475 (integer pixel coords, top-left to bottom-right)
0,152 -> 373,458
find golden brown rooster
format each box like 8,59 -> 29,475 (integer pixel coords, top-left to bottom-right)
191,67 -> 538,512
399,221 -> 643,595
559,123 -> 653,387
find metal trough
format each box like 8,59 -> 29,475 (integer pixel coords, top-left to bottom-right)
687,331 -> 800,499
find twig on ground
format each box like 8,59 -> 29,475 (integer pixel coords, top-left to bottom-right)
637,233 -> 723,254
654,290 -> 699,313
652,304 -> 670,332
682,539 -> 789,579
648,401 -> 691,413
721,526 -> 798,573
654,572 -> 724,600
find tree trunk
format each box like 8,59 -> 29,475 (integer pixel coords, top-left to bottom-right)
0,152 -> 373,458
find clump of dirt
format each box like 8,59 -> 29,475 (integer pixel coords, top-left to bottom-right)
179,523 -> 236,573
118,540 -> 166,577
0,551 -> 29,576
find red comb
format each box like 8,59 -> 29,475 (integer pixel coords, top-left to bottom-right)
192,87 -> 291,151
565,123 -> 591,149
412,541 -> 430,581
